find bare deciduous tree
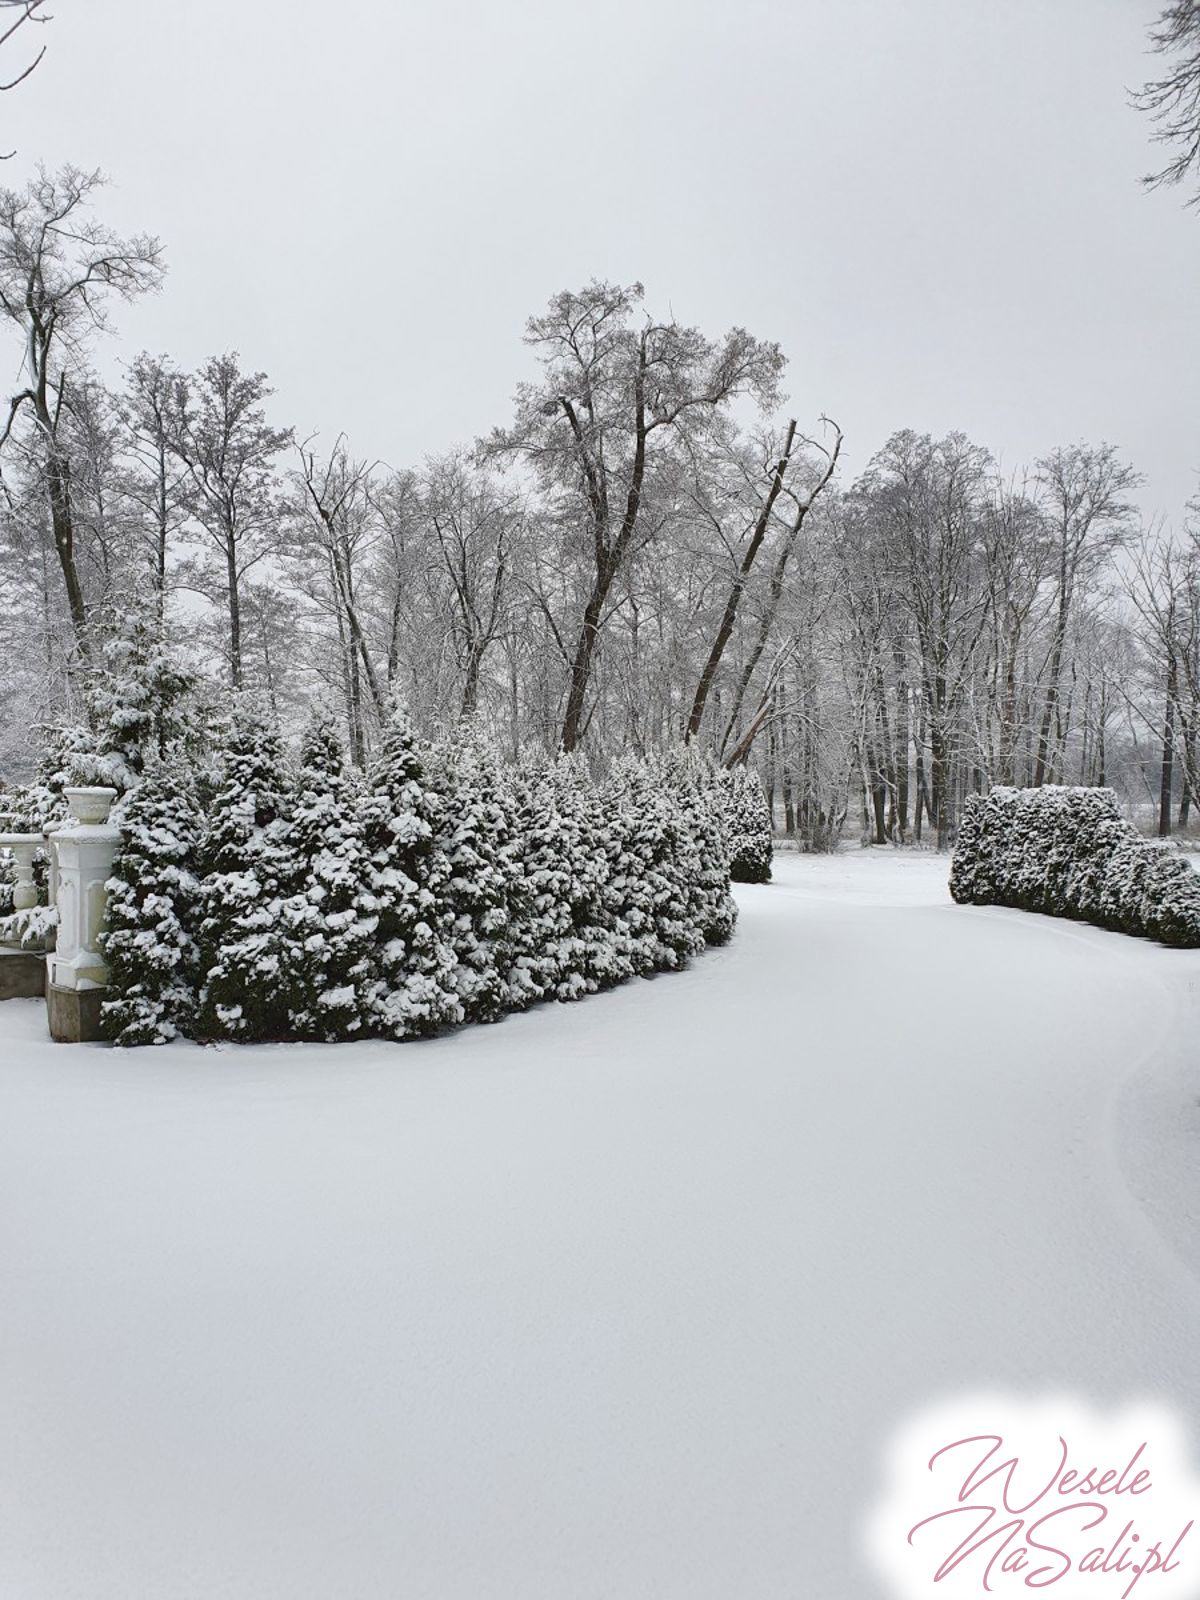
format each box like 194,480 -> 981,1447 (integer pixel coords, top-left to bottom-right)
121,354 -> 189,619
492,281 -> 783,752
423,453 -> 524,718
1032,444 -> 1140,787
0,1 -> 51,149
1134,1 -> 1200,207
291,438 -> 384,762
0,166 -> 162,665
166,354 -> 291,687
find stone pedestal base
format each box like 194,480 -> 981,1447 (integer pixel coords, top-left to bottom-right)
47,983 -> 104,1043
0,947 -> 45,1000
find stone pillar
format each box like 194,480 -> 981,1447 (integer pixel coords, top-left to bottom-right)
47,786 -> 121,1043
0,831 -> 46,999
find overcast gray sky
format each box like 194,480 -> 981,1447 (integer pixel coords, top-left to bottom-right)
11,0 -> 1199,518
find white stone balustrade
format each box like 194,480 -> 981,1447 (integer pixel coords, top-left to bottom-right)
0,831 -> 41,915
0,828 -> 50,998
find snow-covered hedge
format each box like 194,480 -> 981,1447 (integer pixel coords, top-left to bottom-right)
99,708 -> 738,1046
949,785 -> 1200,947
719,766 -> 772,884
98,766 -> 202,1045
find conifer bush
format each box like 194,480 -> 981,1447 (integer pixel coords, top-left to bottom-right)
195,706 -> 298,1041
950,785 -> 1200,947
682,757 -> 739,946
99,765 -> 203,1045
278,717 -> 375,1041
427,725 -> 522,1024
504,756 -> 584,1005
98,708 -> 740,1046
719,765 -> 773,884
356,707 -> 463,1040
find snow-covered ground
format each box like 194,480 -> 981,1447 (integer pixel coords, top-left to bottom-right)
3,850 -> 1200,1599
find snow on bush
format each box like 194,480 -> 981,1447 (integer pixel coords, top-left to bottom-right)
98,710 -> 738,1046
426,724 -> 522,1025
678,755 -> 739,947
355,707 -> 464,1040
85,618 -> 197,784
719,765 -> 773,884
277,716 -> 376,1042
504,755 -> 588,1005
99,764 -> 203,1045
949,785 -> 1200,948
0,727 -> 97,922
195,705 -> 299,1042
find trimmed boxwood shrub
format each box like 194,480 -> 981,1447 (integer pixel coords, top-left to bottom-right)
950,785 -> 1200,948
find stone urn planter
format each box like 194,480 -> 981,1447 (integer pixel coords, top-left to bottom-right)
64,786 -> 120,825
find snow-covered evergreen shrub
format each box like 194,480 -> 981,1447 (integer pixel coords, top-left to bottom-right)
195,705 -> 298,1041
667,753 -> 737,947
950,785 -> 1200,947
99,765 -> 203,1045
508,756 -> 615,999
557,756 -> 637,993
605,756 -> 715,971
1143,849 -> 1200,948
428,725 -> 522,1024
96,705 -> 742,1045
600,758 -> 676,976
504,756 -> 583,1005
356,706 -> 463,1039
278,717 -> 376,1041
0,725 -> 104,841
0,897 -> 57,950
719,765 -> 773,884
0,733 -> 80,924
30,720 -> 135,801
86,618 -> 197,781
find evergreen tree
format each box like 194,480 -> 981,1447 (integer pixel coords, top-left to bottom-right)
505,756 -> 576,1005
674,753 -> 738,947
279,716 -> 376,1041
429,724 -> 521,1024
720,765 -> 773,884
603,758 -> 687,975
86,614 -> 196,780
195,703 -> 298,1040
548,756 -> 626,995
357,705 -> 462,1039
23,722 -> 117,814
99,763 -> 203,1045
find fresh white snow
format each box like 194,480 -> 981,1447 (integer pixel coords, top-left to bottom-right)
2,849 -> 1200,1599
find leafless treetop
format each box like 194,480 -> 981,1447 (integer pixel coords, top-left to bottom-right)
1134,1 -> 1200,206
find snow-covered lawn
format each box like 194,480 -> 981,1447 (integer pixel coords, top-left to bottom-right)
3,850 -> 1200,1598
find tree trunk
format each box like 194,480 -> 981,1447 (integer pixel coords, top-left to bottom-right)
461,640 -> 484,717
1033,591 -> 1069,787
893,647 -> 910,841
687,420 -> 796,740
560,578 -> 609,753
225,538 -> 242,688
1179,713 -> 1195,828
155,441 -> 169,623
45,452 -> 90,663
1159,649 -> 1177,838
